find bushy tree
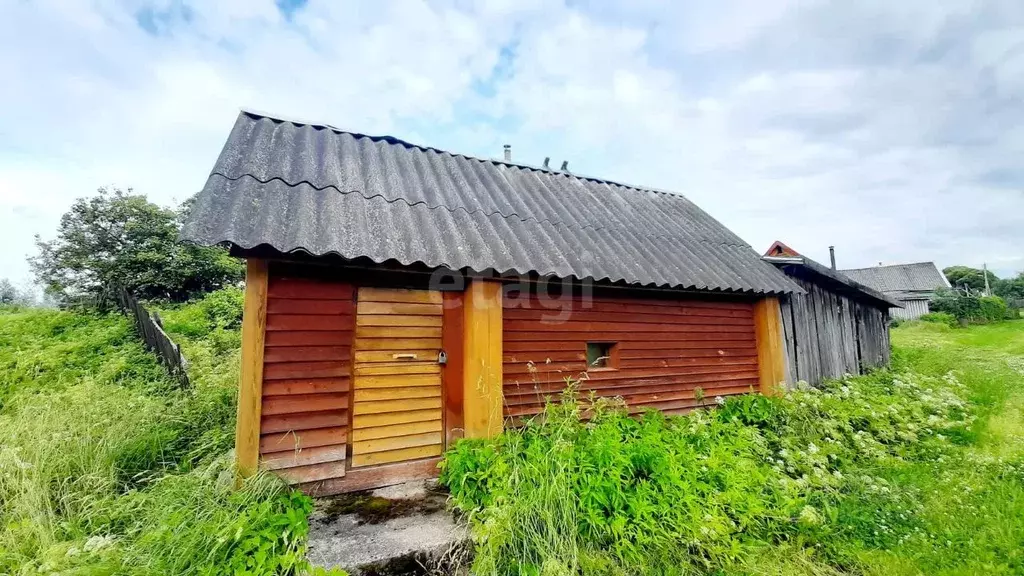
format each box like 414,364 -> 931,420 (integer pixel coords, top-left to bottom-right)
994,272 -> 1024,301
942,266 -> 998,293
29,187 -> 242,303
0,279 -> 17,305
0,279 -> 37,307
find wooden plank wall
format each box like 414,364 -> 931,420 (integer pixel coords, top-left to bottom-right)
258,273 -> 354,485
502,293 -> 759,419
780,276 -> 891,387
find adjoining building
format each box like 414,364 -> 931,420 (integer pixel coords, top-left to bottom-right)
183,110 -> 808,494
764,242 -> 901,386
840,262 -> 950,320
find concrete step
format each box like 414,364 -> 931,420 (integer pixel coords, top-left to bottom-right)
306,480 -> 469,575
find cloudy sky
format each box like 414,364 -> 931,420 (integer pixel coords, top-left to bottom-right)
2,0 -> 1023,287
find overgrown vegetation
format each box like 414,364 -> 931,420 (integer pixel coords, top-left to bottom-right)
0,294 -> 339,575
930,290 -> 1012,324
442,320 -> 1024,575
943,265 -> 1024,302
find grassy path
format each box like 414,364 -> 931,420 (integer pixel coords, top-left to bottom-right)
857,321 -> 1024,575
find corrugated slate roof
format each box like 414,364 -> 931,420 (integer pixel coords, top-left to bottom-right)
762,255 -> 902,309
182,110 -> 800,294
840,262 -> 949,294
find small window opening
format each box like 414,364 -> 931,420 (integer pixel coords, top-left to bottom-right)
586,342 -> 617,370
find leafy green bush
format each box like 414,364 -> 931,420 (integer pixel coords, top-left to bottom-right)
930,291 -> 1010,325
441,368 -> 972,575
919,312 -> 956,326
979,295 -> 1009,322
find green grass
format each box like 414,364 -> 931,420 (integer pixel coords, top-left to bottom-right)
851,321 -> 1024,575
0,294 -> 337,575
441,320 -> 1024,576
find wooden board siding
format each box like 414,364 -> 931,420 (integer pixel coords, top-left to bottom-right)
351,288 -> 444,467
502,293 -> 759,419
780,277 -> 891,387
258,273 -> 354,485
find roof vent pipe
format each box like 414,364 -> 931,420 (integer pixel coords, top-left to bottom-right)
829,246 -> 836,270
543,157 -> 550,169
560,160 -> 569,171
503,144 -> 511,162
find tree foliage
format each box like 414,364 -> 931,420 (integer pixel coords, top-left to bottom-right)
942,265 -> 998,293
0,279 -> 37,307
994,272 -> 1024,301
0,279 -> 18,305
29,187 -> 242,302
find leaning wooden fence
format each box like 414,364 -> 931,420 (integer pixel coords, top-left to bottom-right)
107,285 -> 190,388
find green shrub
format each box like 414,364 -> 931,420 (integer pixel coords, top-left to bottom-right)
930,291 -> 1010,325
919,312 -> 956,326
441,368 -> 972,575
979,296 -> 1009,323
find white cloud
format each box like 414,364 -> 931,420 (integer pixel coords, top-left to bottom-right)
1,0 -> 1022,284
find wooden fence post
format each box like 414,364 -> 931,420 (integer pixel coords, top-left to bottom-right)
235,260 -> 269,480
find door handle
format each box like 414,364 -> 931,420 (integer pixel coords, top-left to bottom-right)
392,353 -> 418,360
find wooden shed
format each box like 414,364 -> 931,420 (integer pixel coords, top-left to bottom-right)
182,111 -> 803,494
763,241 -> 900,386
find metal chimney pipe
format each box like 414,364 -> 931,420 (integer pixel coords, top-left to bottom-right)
829,246 -> 836,270
503,144 -> 511,162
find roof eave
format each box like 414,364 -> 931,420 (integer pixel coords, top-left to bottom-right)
763,255 -> 903,308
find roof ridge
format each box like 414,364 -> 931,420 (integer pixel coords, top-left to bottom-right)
841,261 -> 940,271
237,109 -> 689,200
209,172 -> 752,249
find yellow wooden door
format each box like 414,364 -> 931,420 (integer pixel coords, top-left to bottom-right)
351,288 -> 444,467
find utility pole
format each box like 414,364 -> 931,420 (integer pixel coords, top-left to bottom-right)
983,263 -> 991,296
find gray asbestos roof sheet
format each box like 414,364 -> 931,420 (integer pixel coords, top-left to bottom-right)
182,111 -> 801,294
840,262 -> 949,294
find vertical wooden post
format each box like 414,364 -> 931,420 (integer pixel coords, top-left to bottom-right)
462,279 -> 503,438
753,296 -> 787,396
236,259 -> 269,479
442,291 -> 465,446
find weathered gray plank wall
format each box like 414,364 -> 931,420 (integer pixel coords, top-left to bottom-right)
780,277 -> 890,386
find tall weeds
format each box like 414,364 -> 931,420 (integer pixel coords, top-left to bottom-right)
442,361 -> 984,575
0,301 -> 331,575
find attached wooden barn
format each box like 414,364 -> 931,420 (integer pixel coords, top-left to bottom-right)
183,110 -> 805,494
763,241 -> 901,386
